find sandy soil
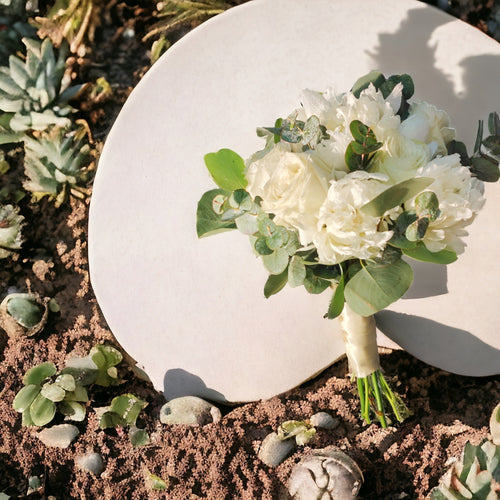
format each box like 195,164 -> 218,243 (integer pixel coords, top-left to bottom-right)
1,1 -> 499,498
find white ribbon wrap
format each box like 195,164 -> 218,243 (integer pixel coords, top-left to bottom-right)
339,303 -> 381,378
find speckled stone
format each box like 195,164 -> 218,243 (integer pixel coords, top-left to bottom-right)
160,396 -> 221,426
37,424 -> 79,449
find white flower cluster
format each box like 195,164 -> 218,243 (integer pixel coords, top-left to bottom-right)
245,84 -> 484,264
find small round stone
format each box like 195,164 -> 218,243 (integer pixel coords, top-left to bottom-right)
310,412 -> 339,430
258,432 -> 296,467
37,424 -> 79,449
75,453 -> 105,476
160,396 -> 221,426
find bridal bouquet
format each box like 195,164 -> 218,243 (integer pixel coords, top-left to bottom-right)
196,71 -> 500,427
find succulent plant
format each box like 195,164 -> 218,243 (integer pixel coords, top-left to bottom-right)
278,420 -> 317,446
0,37 -> 86,143
23,125 -> 93,206
144,0 -> 231,42
34,0 -> 101,55
0,16 -> 37,67
0,291 -> 49,337
288,447 -> 364,499
430,404 -> 500,500
13,344 -> 123,427
0,204 -> 23,258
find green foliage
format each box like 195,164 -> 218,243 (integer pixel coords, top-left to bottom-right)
204,148 -> 247,191
430,403 -> 500,499
260,114 -> 329,151
345,120 -> 382,171
143,0 -> 231,41
351,71 -> 414,119
0,204 -> 23,257
448,112 -> 500,182
277,420 -> 316,446
34,0 -> 100,54
0,16 -> 37,67
344,259 -> 413,317
23,125 -> 93,206
0,37 -> 86,142
147,472 -> 168,491
360,177 -> 433,217
13,344 -> 123,427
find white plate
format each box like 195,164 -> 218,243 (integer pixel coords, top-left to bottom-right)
89,0 -> 500,403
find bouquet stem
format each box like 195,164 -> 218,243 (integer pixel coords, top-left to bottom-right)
339,304 -> 410,428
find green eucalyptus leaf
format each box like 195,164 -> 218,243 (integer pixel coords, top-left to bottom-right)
41,382 -> 66,402
264,268 -> 288,298
23,362 -> 57,386
447,140 -> 471,166
344,259 -> 413,316
325,275 -> 345,319
30,393 -> 56,426
415,191 -> 440,221
266,228 -> 284,250
360,177 -> 434,217
254,236 -> 274,255
13,384 -> 40,412
389,211 -> 418,249
302,115 -> 321,146
405,217 -> 429,242
288,256 -> 306,288
258,217 -> 277,237
470,155 -> 500,182
345,143 -> 364,171
6,295 -> 45,328
262,248 -> 289,275
312,265 -> 341,280
351,70 -> 386,98
403,242 -> 457,264
204,149 -> 247,191
196,189 -> 237,238
303,268 -> 330,294
284,232 -> 301,256
350,140 -> 382,155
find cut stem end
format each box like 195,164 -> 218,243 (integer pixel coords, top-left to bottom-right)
355,370 -> 411,428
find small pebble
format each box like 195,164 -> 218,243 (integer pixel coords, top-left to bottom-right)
160,396 -> 221,426
37,424 -> 79,449
258,432 -> 296,467
75,453 -> 105,476
310,411 -> 339,430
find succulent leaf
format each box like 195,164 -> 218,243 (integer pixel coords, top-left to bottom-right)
0,204 -> 23,258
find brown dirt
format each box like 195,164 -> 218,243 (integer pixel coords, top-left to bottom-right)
1,1 -> 499,499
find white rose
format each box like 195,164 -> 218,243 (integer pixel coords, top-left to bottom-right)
313,171 -> 395,265
370,131 -> 433,183
400,101 -> 455,155
407,154 -> 485,254
245,145 -> 330,244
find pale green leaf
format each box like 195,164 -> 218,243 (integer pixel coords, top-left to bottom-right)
204,148 -> 247,191
23,362 -> 57,386
403,243 -> 457,265
288,256 -> 306,288
262,248 -> 289,275
360,177 -> 434,217
30,393 -> 56,426
196,188 -> 236,238
13,384 -> 40,412
264,268 -> 288,298
41,382 -> 66,402
344,259 -> 413,316
325,275 -> 344,319
59,401 -> 86,421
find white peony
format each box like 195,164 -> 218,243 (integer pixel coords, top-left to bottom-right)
370,130 -> 433,183
400,101 -> 455,155
407,154 -> 485,254
245,144 -> 331,244
313,171 -> 395,265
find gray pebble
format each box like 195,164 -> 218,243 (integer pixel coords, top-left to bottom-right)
37,424 -> 79,449
160,396 -> 221,426
75,453 -> 104,475
258,432 -> 296,467
310,412 -> 339,430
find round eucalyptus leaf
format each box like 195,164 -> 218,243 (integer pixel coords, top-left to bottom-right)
262,248 -> 289,275
64,385 -> 88,403
254,236 -> 273,255
30,393 -> 56,426
41,382 -> 66,402
13,384 -> 40,412
23,362 -> 57,386
235,213 -> 259,235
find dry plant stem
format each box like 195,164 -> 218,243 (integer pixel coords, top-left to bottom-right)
339,304 -> 409,428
